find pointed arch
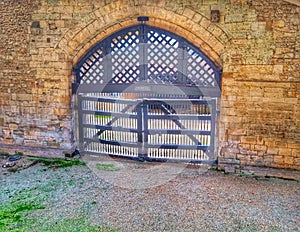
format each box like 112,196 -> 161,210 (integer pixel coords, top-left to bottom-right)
73,24 -> 222,97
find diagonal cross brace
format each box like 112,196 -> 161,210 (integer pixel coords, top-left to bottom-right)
160,104 -> 204,147
82,102 -> 136,150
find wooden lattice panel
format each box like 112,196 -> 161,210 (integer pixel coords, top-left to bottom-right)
111,29 -> 140,84
74,24 -> 222,95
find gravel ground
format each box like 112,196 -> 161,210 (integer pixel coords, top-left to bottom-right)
0,155 -> 299,232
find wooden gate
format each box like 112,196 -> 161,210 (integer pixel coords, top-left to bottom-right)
78,93 -> 217,163
73,23 -> 222,163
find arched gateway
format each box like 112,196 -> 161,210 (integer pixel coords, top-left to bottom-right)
73,23 -> 222,164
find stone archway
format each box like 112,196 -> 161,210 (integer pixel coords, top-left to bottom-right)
52,1 -> 230,157
57,2 -> 229,69
72,23 -> 222,163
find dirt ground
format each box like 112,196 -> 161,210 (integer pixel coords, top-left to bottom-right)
1,153 -> 299,231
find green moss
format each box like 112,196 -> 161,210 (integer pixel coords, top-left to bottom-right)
0,169 -> 117,232
0,151 -> 10,157
27,157 -> 86,168
0,201 -> 45,222
96,163 -> 120,171
14,152 -> 24,156
41,218 -> 119,232
0,189 -> 45,231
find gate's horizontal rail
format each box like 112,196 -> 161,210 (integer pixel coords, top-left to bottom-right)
83,125 -> 211,135
82,110 -> 137,119
84,138 -> 138,148
84,140 -> 210,156
83,124 -> 139,133
82,124 -> 138,133
145,143 -> 209,151
147,114 -> 211,120
147,129 -> 211,135
75,83 -> 221,97
142,98 -> 213,104
81,151 -> 214,164
79,95 -> 140,104
144,158 -> 215,164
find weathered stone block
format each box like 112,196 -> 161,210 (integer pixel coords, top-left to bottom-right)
237,153 -> 250,160
279,148 -> 293,157
274,155 -> 284,164
267,147 -> 279,155
3,139 -> 14,144
0,118 -> 4,127
47,141 -> 61,147
8,123 -> 18,130
254,145 -> 267,152
240,136 -> 257,144
221,147 -> 238,158
295,158 -> 300,166
54,108 -> 68,116
292,149 -> 300,158
287,142 -> 300,150
17,94 -> 32,101
284,156 -> 294,165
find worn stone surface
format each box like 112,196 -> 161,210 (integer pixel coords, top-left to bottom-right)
0,0 -> 299,172
219,0 -> 300,171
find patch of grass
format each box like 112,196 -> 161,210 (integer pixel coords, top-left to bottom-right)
40,217 -> 119,232
0,167 -> 117,232
0,189 -> 45,231
0,151 -> 10,157
0,202 -> 45,228
27,157 -> 86,168
0,188 -> 118,232
96,163 -> 120,171
14,151 -> 24,156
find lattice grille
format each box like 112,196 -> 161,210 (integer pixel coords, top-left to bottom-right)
186,47 -> 216,87
111,30 -> 140,84
75,25 -> 221,91
79,49 -> 105,84
147,30 -> 179,84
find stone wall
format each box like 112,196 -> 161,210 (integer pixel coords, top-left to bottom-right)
0,0 -> 299,171
219,0 -> 300,171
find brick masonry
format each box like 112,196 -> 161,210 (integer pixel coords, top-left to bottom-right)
0,0 -> 299,172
